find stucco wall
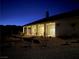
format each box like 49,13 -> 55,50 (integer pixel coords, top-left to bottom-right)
23,16 -> 79,38
56,16 -> 79,37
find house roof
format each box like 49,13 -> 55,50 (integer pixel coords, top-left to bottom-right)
24,9 -> 79,26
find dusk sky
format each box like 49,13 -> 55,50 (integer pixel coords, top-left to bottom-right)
0,0 -> 79,26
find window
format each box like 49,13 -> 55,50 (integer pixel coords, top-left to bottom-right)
46,22 -> 56,37
28,28 -> 32,34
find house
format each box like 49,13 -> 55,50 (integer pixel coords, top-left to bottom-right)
23,9 -> 79,38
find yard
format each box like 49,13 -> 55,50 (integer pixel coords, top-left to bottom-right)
1,36 -> 79,59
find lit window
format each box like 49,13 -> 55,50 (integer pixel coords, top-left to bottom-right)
46,22 -> 55,37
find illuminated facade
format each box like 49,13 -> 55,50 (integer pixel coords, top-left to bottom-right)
37,24 -> 44,36
46,23 -> 55,37
23,10 -> 79,38
23,22 -> 56,37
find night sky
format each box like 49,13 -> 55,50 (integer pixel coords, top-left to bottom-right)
0,0 -> 79,26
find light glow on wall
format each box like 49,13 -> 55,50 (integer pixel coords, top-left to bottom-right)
23,22 -> 56,37
46,22 -> 56,37
37,24 -> 44,36
31,25 -> 37,36
23,26 -> 27,33
27,26 -> 32,36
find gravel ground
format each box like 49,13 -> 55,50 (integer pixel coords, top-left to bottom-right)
2,45 -> 79,59
1,37 -> 79,59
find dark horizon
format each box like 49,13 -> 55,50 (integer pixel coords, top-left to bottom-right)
0,0 -> 79,26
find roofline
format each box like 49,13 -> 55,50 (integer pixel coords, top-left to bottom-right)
23,9 -> 79,26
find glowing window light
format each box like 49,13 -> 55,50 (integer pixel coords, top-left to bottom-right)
37,24 -> 44,36
46,22 -> 56,37
27,26 -> 32,36
31,25 -> 36,36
